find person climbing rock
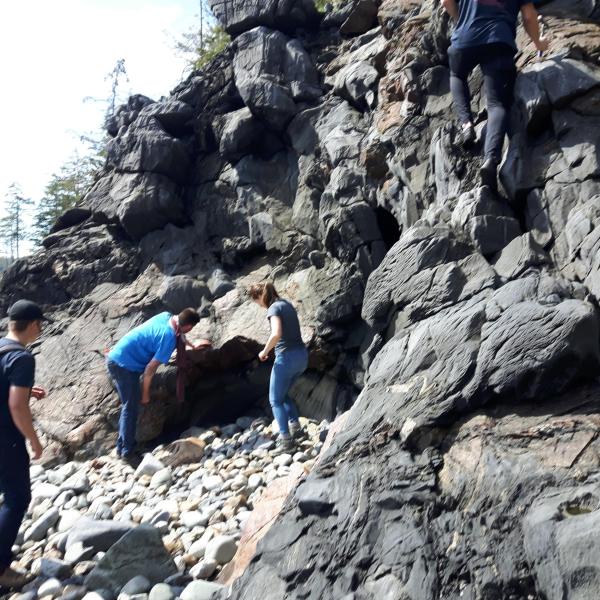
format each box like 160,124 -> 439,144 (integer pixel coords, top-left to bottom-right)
248,282 -> 308,452
441,0 -> 549,190
106,308 -> 205,467
0,300 -> 49,591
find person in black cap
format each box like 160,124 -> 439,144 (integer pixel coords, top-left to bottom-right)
0,300 -> 49,590
441,0 -> 549,190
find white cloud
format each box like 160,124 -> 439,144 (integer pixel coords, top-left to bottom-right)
0,0 -> 197,215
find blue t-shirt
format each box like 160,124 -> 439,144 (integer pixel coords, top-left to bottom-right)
108,312 -> 177,373
451,0 -> 529,50
0,338 -> 35,443
267,299 -> 305,354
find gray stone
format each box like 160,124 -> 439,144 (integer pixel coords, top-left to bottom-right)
233,27 -> 319,131
121,576 -> 152,596
84,526 -> 177,595
208,0 -> 319,37
217,108 -> 267,160
189,558 -> 218,580
333,61 -> 379,107
65,542 -> 96,566
40,557 -> 72,579
60,585 -> 88,600
493,233 -> 550,280
180,580 -> 225,600
340,0 -> 379,35
66,519 -> 135,555
85,172 -> 185,240
37,578 -> 63,598
148,584 -> 175,600
157,276 -> 209,314
204,536 -> 238,565
25,507 -> 60,542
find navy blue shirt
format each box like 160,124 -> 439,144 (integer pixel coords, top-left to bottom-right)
267,300 -> 305,354
451,0 -> 530,50
0,338 -> 35,442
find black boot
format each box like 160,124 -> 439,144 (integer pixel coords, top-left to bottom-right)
480,158 -> 498,191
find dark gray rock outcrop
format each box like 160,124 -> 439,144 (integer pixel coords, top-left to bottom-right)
233,27 -> 321,130
207,0 -> 320,37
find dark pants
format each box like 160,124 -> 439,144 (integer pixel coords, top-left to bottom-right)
0,439 -> 31,571
448,43 -> 517,163
269,347 -> 308,436
106,359 -> 142,456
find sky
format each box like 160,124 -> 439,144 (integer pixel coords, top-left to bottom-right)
0,0 -> 202,254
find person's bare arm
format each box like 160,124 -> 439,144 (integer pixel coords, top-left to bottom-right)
441,0 -> 459,21
9,386 -> 43,459
141,359 -> 161,405
259,316 -> 282,361
521,3 -> 549,52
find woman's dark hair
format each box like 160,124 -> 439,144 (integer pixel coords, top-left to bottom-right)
178,308 -> 200,328
248,282 -> 280,307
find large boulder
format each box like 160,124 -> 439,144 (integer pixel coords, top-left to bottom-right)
84,172 -> 186,240
208,0 -> 319,37
106,118 -> 192,183
84,525 -> 177,594
233,27 -> 321,130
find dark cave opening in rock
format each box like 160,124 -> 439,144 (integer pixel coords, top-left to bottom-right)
375,206 -> 401,249
149,337 -> 272,447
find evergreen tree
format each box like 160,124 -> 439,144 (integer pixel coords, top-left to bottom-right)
173,2 -> 230,71
0,255 -> 11,272
31,153 -> 101,245
0,184 -> 33,259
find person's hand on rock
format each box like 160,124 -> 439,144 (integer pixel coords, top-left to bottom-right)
31,386 -> 46,400
536,36 -> 549,53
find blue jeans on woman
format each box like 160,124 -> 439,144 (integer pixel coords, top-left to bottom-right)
269,347 -> 308,436
0,439 -> 30,571
106,359 -> 142,456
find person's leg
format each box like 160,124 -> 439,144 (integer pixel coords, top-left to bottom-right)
0,441 -> 31,574
283,349 -> 309,428
107,361 -> 141,457
269,356 -> 294,437
448,45 -> 478,135
481,46 -> 517,164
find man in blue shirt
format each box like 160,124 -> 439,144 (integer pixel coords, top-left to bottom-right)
0,300 -> 49,590
106,307 -> 201,465
441,0 -> 548,190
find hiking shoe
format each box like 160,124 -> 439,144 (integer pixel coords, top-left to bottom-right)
121,452 -> 142,469
480,158 -> 498,191
0,567 -> 30,590
289,424 -> 307,441
274,437 -> 295,453
456,122 -> 475,147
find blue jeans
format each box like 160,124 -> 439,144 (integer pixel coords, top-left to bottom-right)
0,439 -> 31,571
106,359 -> 142,456
269,347 -> 308,436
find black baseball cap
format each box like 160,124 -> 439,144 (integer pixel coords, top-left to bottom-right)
8,300 -> 52,322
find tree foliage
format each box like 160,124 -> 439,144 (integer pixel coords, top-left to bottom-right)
173,2 -> 231,71
0,256 -> 11,272
315,0 -> 348,12
31,153 -> 102,245
0,184 -> 33,259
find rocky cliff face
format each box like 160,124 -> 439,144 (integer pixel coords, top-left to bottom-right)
2,0 -> 600,596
